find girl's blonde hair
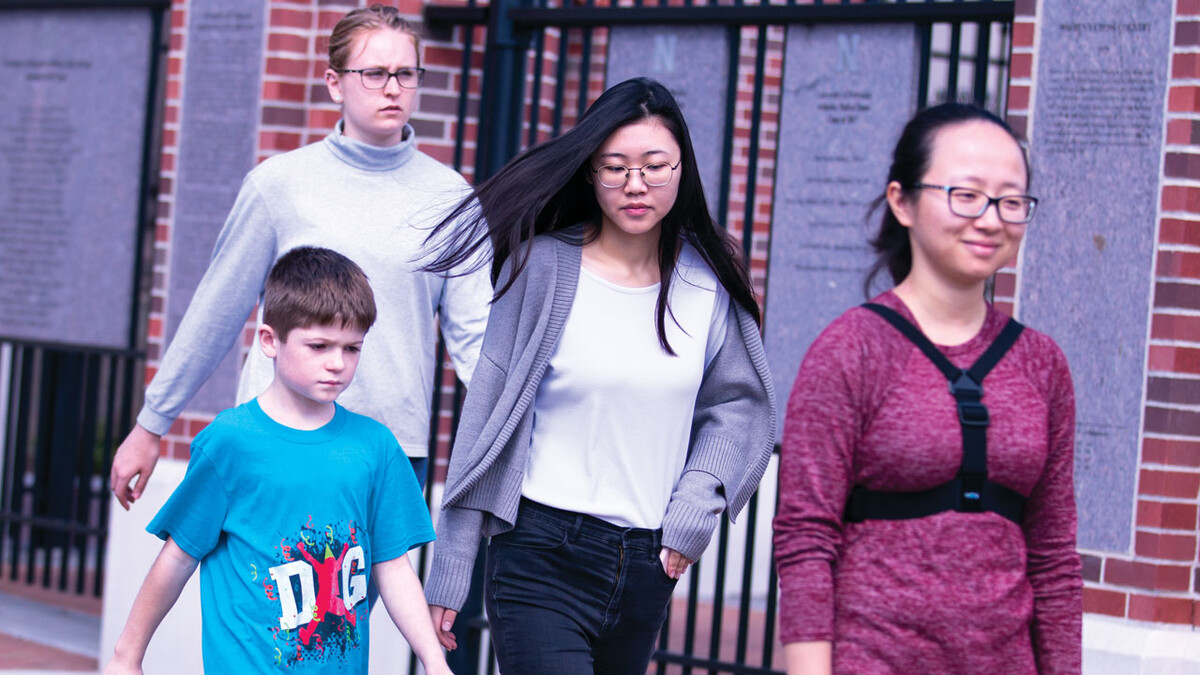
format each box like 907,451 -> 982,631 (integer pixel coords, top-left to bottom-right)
328,4 -> 422,70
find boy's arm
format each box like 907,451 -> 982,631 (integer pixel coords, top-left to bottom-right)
106,537 -> 199,673
373,554 -> 452,675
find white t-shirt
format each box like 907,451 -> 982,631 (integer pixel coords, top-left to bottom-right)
521,245 -> 730,528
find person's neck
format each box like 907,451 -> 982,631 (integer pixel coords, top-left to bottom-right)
338,119 -> 409,148
582,223 -> 661,286
256,384 -> 336,431
892,271 -> 989,346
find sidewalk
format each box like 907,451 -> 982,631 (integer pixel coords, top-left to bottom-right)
0,581 -> 100,672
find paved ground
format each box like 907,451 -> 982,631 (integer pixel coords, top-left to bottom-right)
0,581 -> 100,672
0,633 -> 97,671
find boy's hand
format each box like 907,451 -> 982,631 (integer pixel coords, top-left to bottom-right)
430,605 -> 458,651
110,424 -> 162,510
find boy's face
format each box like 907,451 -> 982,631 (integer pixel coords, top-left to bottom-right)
260,322 -> 366,406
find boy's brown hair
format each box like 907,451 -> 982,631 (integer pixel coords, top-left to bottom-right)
263,247 -> 377,341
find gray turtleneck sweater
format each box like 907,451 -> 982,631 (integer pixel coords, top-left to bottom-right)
139,123 -> 490,458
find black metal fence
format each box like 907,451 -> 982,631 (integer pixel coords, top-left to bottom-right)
420,1 -> 1015,673
0,343 -> 140,597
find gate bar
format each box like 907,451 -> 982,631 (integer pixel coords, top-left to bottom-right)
427,3 -> 1016,28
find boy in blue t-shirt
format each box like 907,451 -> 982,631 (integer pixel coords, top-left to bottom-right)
105,247 -> 450,674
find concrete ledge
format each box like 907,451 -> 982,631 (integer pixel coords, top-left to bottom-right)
1084,614 -> 1200,674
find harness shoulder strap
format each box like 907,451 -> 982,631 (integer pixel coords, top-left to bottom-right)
848,302 -> 1027,523
861,302 -> 1024,385
861,303 -> 957,380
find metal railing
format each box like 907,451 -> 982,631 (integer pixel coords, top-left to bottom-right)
0,342 -> 140,597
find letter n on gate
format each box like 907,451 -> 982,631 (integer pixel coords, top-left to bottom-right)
653,34 -> 677,73
837,33 -> 860,73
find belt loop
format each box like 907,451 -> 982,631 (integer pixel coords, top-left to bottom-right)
569,514 -> 583,542
652,528 -> 662,551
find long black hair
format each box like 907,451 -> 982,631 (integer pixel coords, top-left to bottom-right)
863,102 -> 1030,296
425,77 -> 760,354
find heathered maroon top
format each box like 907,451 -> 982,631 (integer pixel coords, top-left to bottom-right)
773,292 -> 1082,674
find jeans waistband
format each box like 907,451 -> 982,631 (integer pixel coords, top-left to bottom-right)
518,498 -> 662,548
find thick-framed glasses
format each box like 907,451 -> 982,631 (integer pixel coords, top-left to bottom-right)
911,182 -> 1038,224
590,160 -> 682,188
337,67 -> 426,90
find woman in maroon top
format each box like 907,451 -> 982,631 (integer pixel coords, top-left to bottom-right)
773,103 -> 1082,674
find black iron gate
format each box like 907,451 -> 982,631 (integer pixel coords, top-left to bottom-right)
421,1 -> 1016,672
0,0 -> 167,600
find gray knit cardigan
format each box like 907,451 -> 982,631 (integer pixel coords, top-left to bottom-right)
424,229 -> 777,611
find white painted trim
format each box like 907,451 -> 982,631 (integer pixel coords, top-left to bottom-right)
1084,614 -> 1200,674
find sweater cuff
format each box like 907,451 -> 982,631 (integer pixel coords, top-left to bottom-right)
688,435 -> 743,489
424,553 -> 475,612
776,564 -> 835,644
137,406 -> 174,438
661,499 -> 718,562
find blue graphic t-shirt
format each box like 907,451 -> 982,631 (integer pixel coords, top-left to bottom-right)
148,400 -> 435,673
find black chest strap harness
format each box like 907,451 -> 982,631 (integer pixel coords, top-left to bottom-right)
843,302 -> 1027,525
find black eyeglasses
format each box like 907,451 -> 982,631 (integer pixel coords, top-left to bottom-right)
337,67 -> 426,90
590,160 -> 682,188
910,183 -> 1038,225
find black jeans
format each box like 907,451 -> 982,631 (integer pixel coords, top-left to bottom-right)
485,499 -> 678,674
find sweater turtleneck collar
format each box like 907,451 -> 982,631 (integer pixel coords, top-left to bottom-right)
323,119 -> 415,171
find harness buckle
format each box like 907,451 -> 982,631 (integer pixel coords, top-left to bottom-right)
957,401 -> 989,427
950,372 -> 988,427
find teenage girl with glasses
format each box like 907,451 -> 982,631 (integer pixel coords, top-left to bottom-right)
773,103 -> 1082,674
421,77 -> 776,674
109,4 -> 490,505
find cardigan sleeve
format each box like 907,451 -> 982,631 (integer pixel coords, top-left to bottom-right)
424,250 -> 531,612
424,505 -> 484,611
661,301 -> 776,562
1023,339 -> 1083,674
772,315 -> 865,644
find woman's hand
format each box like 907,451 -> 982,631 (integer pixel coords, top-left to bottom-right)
430,605 -> 458,651
659,547 -> 693,579
783,641 -> 832,675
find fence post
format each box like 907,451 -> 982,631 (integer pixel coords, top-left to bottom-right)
475,0 -> 534,180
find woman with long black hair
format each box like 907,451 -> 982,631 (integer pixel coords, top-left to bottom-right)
422,77 -> 776,674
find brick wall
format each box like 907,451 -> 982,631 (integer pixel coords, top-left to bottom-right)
995,0 -> 1036,317
148,0 -> 192,461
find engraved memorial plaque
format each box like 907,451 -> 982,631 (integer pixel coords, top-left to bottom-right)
167,0 -> 266,413
606,26 -> 729,216
0,10 -> 152,348
1024,1 -> 1172,551
764,24 -> 917,429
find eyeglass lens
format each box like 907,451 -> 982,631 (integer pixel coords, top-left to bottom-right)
948,188 -> 1036,224
358,68 -> 423,89
595,163 -> 676,188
